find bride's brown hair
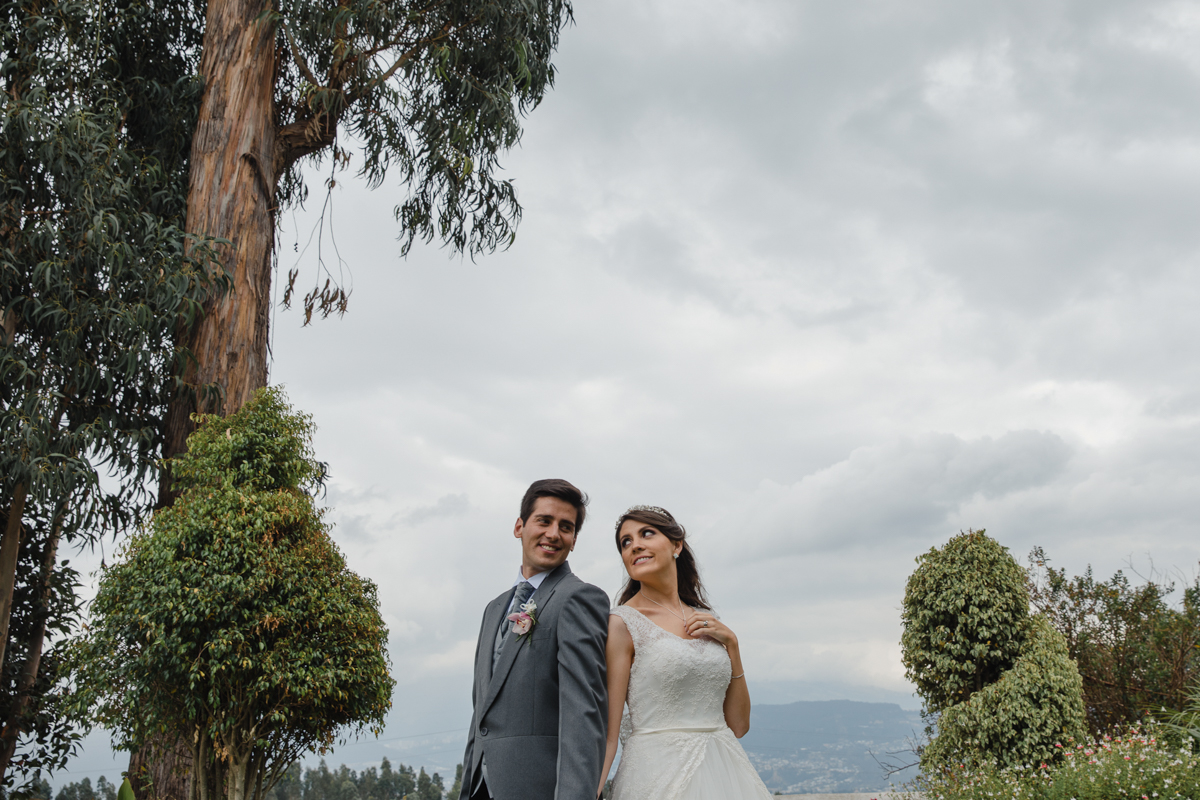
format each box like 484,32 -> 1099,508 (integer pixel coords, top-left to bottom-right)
614,506 -> 711,610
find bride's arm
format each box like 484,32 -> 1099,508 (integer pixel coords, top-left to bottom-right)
721,639 -> 750,737
598,614 -> 633,798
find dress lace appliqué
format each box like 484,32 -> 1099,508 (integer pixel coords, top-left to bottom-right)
609,606 -> 771,800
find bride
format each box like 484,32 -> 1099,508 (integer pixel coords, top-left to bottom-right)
598,505 -> 772,800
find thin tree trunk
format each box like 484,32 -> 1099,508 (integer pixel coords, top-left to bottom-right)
0,510 -> 62,780
129,734 -> 195,800
0,482 -> 28,676
160,0 -> 279,475
225,744 -> 252,800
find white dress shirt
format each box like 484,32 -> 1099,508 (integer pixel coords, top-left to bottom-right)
506,566 -> 549,615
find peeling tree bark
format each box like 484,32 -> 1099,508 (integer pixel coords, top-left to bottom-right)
141,0 -> 278,790
160,0 -> 279,479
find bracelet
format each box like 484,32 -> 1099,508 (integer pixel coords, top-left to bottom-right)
731,672 -> 745,680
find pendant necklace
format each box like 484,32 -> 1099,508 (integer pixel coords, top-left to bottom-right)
643,592 -> 688,624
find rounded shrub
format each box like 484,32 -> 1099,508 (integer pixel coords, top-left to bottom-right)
902,529 -> 1030,712
924,615 -> 1087,770
903,530 -> 1086,773
69,388 -> 393,800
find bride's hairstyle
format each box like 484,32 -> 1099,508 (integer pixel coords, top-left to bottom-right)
614,506 -> 711,611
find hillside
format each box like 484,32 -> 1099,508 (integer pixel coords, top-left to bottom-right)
741,700 -> 923,794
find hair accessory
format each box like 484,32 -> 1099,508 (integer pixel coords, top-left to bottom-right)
615,504 -> 673,531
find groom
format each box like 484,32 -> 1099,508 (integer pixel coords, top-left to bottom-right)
460,479 -> 610,800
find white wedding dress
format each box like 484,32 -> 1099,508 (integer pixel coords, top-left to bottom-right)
609,605 -> 773,800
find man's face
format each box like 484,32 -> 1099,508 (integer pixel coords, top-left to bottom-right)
514,496 -> 578,576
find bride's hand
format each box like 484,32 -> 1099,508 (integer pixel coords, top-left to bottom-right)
684,610 -> 737,649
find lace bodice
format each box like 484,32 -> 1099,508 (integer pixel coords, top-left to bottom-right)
611,605 -> 732,738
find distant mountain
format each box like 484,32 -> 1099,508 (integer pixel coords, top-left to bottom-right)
741,699 -> 923,794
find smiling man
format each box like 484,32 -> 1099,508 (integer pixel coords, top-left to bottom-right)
460,479 -> 610,800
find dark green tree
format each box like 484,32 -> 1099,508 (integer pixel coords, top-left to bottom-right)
67,389 -> 394,800
377,759 -> 414,800
412,768 -> 442,800
55,776 -> 118,800
0,0 -> 222,786
1028,547 -> 1200,734
264,763 -> 301,800
902,530 -> 1086,772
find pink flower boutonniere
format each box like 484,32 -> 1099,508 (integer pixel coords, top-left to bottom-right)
507,598 -> 538,639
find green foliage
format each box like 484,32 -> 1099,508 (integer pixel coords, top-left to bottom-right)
1028,547 -> 1200,734
2,0 -> 221,538
902,530 -> 1030,712
903,531 -> 1086,774
413,768 -> 443,800
1,0 -> 221,782
0,531 -> 83,786
54,775 -> 117,800
264,758 -> 459,800
271,0 -> 574,260
7,775 -> 51,799
923,616 -> 1087,770
1160,679 -> 1200,748
67,388 -> 393,800
920,726 -> 1200,800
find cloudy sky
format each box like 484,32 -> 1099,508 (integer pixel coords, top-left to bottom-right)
65,0 -> 1200,785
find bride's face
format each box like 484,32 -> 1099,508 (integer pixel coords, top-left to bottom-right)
618,519 -> 682,581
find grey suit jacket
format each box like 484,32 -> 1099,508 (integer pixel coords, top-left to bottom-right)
459,562 -> 609,800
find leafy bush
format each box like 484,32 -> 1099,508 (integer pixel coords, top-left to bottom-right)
902,531 -> 1086,772
1028,546 -> 1200,734
902,530 -> 1030,713
924,616 -> 1087,770
68,388 -> 393,800
921,726 -> 1200,800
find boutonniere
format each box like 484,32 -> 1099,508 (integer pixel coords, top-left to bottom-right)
507,598 -> 538,639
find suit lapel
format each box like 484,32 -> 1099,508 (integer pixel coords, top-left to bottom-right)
478,562 -> 573,719
480,589 -> 513,683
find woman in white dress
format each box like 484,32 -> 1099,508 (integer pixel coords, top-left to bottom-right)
598,505 -> 772,800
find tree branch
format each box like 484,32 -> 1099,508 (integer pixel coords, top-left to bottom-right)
280,23 -> 320,88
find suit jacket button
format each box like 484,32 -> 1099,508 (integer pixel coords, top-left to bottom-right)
480,727 -> 488,736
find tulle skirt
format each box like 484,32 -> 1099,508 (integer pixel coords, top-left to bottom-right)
612,726 -> 773,800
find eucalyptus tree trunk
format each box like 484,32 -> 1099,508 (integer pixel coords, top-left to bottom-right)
160,0 -> 279,481
140,0 -> 277,790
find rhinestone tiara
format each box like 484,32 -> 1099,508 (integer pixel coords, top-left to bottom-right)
614,504 -> 673,531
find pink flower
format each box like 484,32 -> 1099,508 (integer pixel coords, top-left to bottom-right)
508,611 -> 533,636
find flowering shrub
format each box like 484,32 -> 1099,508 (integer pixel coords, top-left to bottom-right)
921,726 -> 1200,800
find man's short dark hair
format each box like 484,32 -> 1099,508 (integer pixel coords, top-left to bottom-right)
519,479 -> 589,532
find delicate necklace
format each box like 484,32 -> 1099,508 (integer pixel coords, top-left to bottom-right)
642,591 -> 687,623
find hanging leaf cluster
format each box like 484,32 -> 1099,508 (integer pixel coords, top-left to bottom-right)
270,0 -> 574,265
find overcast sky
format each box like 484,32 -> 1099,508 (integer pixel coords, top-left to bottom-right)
64,0 -> 1200,785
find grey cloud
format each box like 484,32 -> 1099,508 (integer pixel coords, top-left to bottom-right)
59,0 -> 1200,784
400,493 -> 471,526
718,431 -> 1074,560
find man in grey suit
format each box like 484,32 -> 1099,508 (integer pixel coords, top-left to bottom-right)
460,479 -> 610,800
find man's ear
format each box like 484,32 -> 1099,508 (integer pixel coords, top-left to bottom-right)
513,518 -> 524,539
